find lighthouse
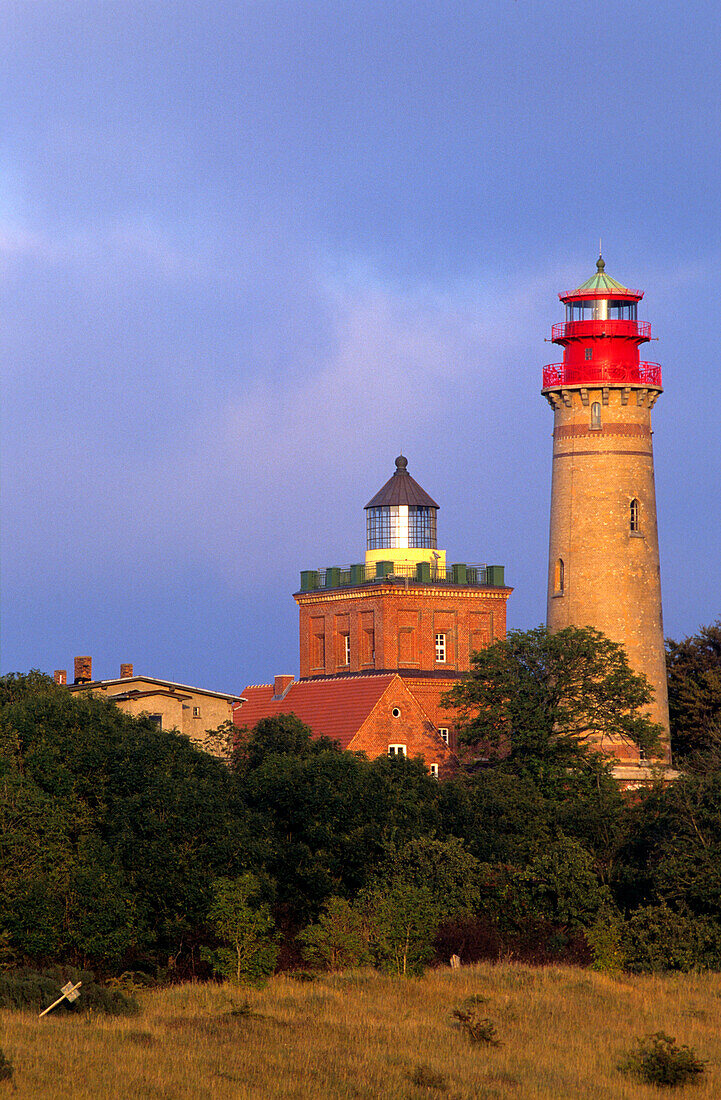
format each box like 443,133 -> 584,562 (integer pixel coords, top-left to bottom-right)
542,257 -> 672,772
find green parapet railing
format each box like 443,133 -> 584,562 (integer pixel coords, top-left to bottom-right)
299,561 -> 506,592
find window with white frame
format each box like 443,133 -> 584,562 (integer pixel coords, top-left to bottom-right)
435,633 -> 446,663
388,744 -> 406,757
438,727 -> 449,744
430,763 -> 439,778
343,634 -> 351,665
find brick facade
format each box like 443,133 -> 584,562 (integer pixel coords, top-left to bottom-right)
295,582 -> 510,679
293,580 -> 511,758
545,385 -> 671,764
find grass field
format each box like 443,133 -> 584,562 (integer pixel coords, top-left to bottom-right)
1,963 -> 720,1098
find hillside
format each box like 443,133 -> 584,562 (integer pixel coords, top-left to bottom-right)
2,963 -> 720,1099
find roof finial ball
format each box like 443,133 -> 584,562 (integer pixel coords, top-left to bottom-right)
394,454 -> 408,474
596,254 -> 606,273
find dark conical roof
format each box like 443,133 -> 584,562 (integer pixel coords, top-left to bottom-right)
365,455 -> 440,510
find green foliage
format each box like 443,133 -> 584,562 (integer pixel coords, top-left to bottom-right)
615,770 -> 721,924
235,746 -> 441,921
585,910 -> 625,973
522,835 -> 613,929
297,896 -> 369,971
375,836 -> 482,918
666,620 -> 721,764
234,713 -> 339,770
0,967 -> 138,1015
0,672 -> 254,970
203,875 -> 278,984
443,625 -> 661,766
620,906 -> 721,974
360,879 -> 441,976
451,996 -> 501,1046
618,1032 -> 705,1087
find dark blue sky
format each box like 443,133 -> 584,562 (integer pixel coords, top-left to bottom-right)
2,1 -> 719,692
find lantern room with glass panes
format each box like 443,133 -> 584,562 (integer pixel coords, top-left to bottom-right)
364,455 -> 446,576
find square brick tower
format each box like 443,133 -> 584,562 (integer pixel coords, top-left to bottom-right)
294,455 -> 512,742
542,256 -> 672,778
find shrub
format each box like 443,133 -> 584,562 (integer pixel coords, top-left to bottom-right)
585,909 -> 625,973
0,1049 -> 12,1081
618,1032 -> 705,1087
409,1063 -> 448,1090
451,996 -> 501,1046
0,967 -> 138,1015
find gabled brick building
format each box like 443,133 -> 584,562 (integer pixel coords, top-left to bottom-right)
236,456 -> 511,772
235,672 -> 457,778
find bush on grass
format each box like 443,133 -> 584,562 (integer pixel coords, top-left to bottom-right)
451,995 -> 501,1046
0,1049 -> 12,1082
619,1032 -> 705,1087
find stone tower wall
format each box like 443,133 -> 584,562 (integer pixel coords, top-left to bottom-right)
546,385 -> 671,761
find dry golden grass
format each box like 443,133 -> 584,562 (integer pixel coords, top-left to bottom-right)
2,964 -> 721,1099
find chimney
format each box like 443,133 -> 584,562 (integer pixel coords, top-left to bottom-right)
120,663 -> 134,679
54,670 -> 67,685
273,674 -> 294,700
74,656 -> 92,684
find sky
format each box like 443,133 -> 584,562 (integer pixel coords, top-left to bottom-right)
2,0 -> 720,693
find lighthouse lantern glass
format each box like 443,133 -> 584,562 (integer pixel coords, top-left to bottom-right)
367,505 -> 437,550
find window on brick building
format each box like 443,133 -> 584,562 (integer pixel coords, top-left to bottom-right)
388,744 -> 406,757
630,498 -> 640,533
438,727 -> 449,744
429,763 -> 439,778
192,706 -> 201,718
554,558 -> 565,595
435,633 -> 446,662
342,634 -> 351,665
590,401 -> 601,429
585,347 -> 593,360
148,713 -> 163,730
312,633 -> 325,669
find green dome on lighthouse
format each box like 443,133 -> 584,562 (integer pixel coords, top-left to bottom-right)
573,254 -> 629,293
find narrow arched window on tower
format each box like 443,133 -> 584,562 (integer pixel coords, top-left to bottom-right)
554,557 -> 565,595
590,402 -> 601,429
630,498 -> 640,533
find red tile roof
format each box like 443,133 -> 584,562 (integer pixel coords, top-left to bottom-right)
234,675 -> 397,749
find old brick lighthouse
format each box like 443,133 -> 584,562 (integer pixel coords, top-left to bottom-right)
542,256 -> 672,775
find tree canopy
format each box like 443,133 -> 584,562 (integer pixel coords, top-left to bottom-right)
666,619 -> 721,764
443,625 -> 662,770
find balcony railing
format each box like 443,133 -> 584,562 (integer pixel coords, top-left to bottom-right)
299,561 -> 506,592
551,319 -> 651,342
542,362 -> 662,388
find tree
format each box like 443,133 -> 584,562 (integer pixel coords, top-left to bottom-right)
443,626 -> 661,769
666,620 -> 721,763
233,713 -> 339,770
203,875 -> 278,983
297,896 -> 369,971
0,672 -> 256,971
374,836 -> 482,918
360,880 -> 441,977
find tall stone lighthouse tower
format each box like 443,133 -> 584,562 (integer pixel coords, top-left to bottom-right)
542,257 -> 671,771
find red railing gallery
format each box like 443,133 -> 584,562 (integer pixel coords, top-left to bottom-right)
542,362 -> 662,388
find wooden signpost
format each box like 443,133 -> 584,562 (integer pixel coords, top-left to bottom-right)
39,980 -> 82,1018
